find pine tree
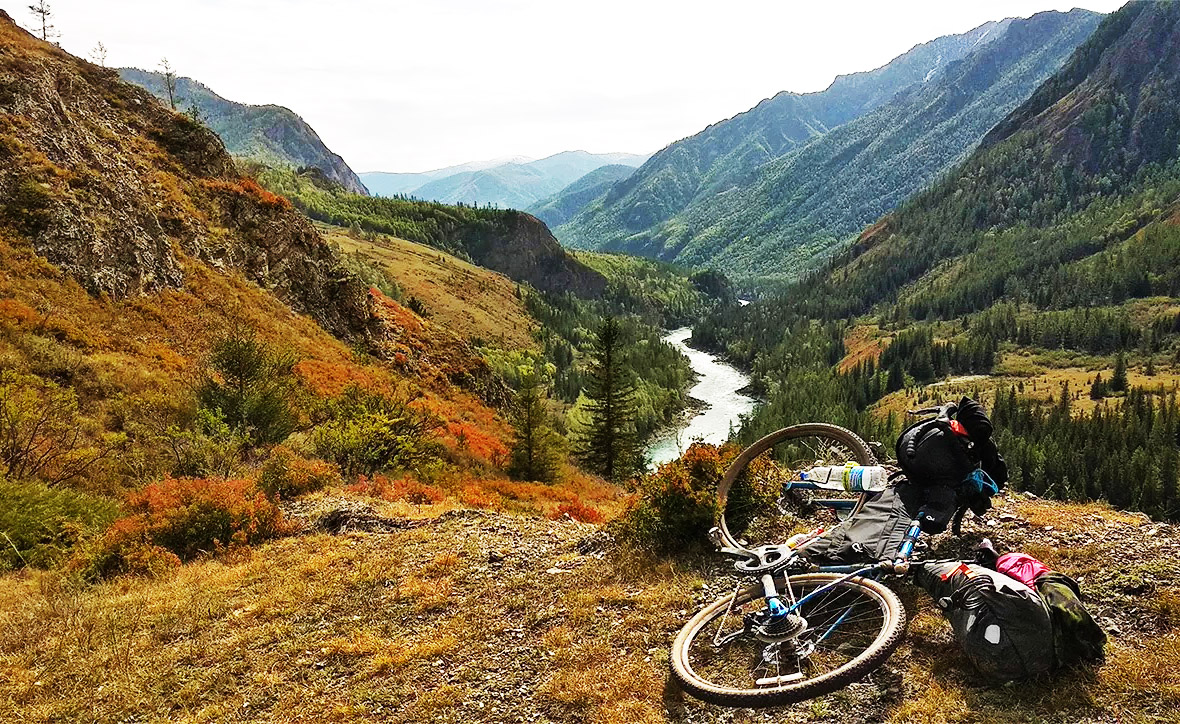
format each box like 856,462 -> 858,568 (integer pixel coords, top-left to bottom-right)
1090,373 -> 1106,400
1111,351 -> 1129,392
577,316 -> 639,482
27,1 -> 56,42
507,373 -> 562,483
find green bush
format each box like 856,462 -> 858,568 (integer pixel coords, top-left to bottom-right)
611,442 -> 777,555
257,446 -> 341,499
197,329 -> 297,447
313,386 -> 441,478
0,477 -> 118,571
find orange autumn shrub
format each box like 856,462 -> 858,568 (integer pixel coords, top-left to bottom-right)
551,499 -> 604,524
79,476 -> 290,578
347,474 -> 445,506
257,446 -> 341,499
460,484 -> 500,510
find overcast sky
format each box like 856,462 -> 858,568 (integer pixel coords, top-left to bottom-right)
19,0 -> 1126,172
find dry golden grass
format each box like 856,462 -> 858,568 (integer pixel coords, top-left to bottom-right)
838,324 -> 890,373
871,357 -> 1180,422
323,225 -> 538,351
1,494 -> 1175,723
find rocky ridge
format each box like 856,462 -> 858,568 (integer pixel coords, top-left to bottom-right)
0,13 -> 374,339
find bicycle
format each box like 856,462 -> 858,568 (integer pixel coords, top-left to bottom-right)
669,404 -> 965,708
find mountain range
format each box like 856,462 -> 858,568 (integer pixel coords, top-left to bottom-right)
818,0 -> 1180,320
119,68 -> 369,195
557,11 -> 1103,283
360,150 -> 648,208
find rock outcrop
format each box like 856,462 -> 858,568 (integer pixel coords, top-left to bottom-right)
0,14 -> 375,339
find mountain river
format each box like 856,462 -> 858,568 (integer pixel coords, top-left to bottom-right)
645,327 -> 758,468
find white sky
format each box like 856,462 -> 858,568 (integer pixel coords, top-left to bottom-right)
13,0 -> 1126,173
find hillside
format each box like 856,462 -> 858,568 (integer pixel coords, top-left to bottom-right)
555,19 -> 1015,260
527,164 -> 637,228
255,166 -> 607,298
119,68 -> 369,195
820,0 -> 1180,319
320,223 -> 539,351
361,151 -> 648,207
645,9 -> 1103,282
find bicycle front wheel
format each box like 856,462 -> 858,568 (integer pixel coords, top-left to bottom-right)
670,573 -> 905,708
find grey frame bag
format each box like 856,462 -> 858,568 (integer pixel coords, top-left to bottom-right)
914,560 -> 1057,682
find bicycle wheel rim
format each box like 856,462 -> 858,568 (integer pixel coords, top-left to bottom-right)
718,424 -> 875,551
670,573 -> 904,708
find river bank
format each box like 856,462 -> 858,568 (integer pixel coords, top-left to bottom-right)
645,327 -> 758,467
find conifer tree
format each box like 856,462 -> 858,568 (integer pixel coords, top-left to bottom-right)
1111,351 -> 1128,392
27,1 -> 56,42
577,316 -> 640,482
507,373 -> 562,483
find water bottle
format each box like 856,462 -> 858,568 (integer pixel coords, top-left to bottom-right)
799,463 -> 889,492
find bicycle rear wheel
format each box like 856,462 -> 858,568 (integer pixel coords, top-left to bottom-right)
717,424 -> 876,551
670,573 -> 905,708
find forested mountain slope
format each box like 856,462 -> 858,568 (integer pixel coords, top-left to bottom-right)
256,167 -> 607,299
653,9 -> 1103,281
120,68 -> 369,195
527,164 -> 637,228
819,0 -> 1180,320
555,19 -> 1014,257
695,0 -> 1180,522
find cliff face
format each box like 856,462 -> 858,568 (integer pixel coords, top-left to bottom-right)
0,12 -> 374,339
477,212 -> 607,298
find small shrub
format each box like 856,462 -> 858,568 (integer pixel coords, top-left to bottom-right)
314,386 -> 441,478
78,476 -> 289,578
0,370 -> 113,486
552,499 -> 604,524
257,446 -> 340,499
0,477 -> 118,570
346,474 -> 445,506
460,484 -> 500,510
611,443 -> 776,554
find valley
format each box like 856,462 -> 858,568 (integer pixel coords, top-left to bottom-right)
2,1 -> 1180,722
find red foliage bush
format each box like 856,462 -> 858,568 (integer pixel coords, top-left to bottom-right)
551,499 -> 604,524
459,484 -> 500,510
80,476 -> 290,578
201,177 -> 292,210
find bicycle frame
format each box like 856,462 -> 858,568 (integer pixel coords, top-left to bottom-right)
730,499 -> 924,644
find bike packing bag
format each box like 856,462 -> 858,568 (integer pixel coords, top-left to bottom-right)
802,482 -> 923,565
895,418 -> 976,487
1035,571 -> 1106,668
914,560 -> 1056,682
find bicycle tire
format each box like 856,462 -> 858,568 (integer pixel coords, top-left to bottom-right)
717,423 -> 876,551
669,573 -> 905,708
